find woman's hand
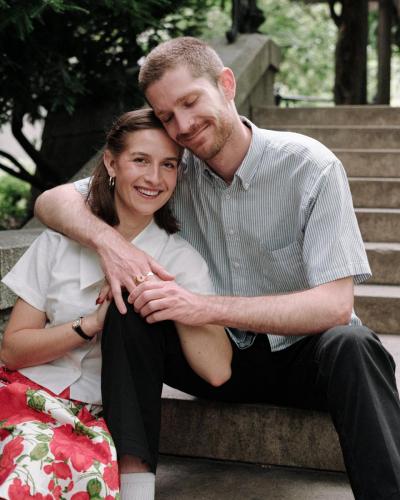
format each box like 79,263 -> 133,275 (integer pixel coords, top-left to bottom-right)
84,298 -> 111,337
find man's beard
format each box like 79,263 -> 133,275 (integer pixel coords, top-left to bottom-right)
177,112 -> 234,162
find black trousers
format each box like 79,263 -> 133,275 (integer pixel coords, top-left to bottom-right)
101,300 -> 400,500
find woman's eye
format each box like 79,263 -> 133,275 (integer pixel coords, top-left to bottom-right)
163,162 -> 177,169
133,157 -> 146,164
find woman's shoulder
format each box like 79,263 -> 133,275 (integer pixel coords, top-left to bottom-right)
32,229 -> 79,254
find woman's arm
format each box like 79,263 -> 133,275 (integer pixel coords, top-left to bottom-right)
0,298 -> 109,370
175,323 -> 232,387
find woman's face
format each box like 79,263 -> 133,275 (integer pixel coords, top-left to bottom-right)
105,128 -> 181,223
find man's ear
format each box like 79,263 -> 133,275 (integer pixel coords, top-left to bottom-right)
218,67 -> 236,101
103,150 -> 116,177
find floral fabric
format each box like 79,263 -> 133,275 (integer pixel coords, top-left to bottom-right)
0,369 -> 119,499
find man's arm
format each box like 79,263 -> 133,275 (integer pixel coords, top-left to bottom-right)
35,184 -> 173,313
130,277 -> 354,335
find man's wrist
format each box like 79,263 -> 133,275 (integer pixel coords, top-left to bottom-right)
92,222 -> 118,253
200,294 -> 224,325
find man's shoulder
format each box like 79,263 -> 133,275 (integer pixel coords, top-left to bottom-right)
258,127 -> 338,170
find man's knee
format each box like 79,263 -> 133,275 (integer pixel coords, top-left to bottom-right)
318,325 -> 396,375
324,324 -> 377,347
318,325 -> 386,366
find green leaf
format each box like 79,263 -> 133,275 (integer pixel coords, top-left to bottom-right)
35,434 -> 51,442
29,442 -> 49,460
27,394 -> 46,412
87,478 -> 102,497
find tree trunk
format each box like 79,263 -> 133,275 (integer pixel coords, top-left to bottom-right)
331,0 -> 369,104
376,0 -> 393,104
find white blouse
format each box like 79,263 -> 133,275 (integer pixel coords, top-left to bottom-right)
2,220 -> 213,404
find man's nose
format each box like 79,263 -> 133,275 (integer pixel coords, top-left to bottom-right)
175,111 -> 193,136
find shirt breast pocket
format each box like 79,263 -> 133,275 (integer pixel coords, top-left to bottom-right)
260,240 -> 310,292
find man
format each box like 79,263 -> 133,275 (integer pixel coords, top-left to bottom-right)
36,37 -> 400,500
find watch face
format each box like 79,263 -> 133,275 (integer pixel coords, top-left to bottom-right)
72,319 -> 80,329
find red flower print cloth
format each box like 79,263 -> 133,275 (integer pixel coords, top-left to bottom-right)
0,367 -> 119,499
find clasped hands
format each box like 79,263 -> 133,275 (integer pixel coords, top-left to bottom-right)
97,242 -> 208,326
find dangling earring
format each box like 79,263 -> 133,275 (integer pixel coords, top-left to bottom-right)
108,176 -> 115,189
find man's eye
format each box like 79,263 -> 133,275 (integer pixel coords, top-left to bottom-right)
185,97 -> 198,107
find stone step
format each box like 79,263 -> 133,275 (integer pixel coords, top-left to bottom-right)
355,208 -> 400,242
333,149 -> 400,178
365,243 -> 400,285
157,455 -> 352,500
160,334 -> 400,472
265,125 -> 400,149
349,177 -> 400,209
355,284 -> 400,334
253,105 -> 400,127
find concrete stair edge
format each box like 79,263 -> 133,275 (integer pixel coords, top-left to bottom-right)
160,333 -> 400,473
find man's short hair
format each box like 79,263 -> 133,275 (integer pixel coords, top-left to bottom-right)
138,37 -> 224,94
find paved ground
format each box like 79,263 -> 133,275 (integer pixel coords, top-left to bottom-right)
156,455 -> 353,500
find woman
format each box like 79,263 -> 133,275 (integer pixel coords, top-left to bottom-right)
0,109 -> 232,500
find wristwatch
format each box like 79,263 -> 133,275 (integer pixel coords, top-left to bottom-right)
72,317 -> 94,341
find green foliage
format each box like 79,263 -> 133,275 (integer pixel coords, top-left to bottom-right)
0,175 -> 30,229
0,0 -> 220,126
258,0 -> 336,101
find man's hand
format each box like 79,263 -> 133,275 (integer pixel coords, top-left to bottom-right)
129,280 -> 211,326
97,232 -> 174,314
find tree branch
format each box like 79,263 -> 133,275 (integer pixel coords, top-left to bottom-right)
328,0 -> 343,27
11,109 -> 62,183
0,161 -> 46,191
0,150 -> 31,176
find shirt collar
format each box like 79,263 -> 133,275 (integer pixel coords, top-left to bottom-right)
79,220 -> 169,290
234,117 -> 266,189
194,117 -> 266,190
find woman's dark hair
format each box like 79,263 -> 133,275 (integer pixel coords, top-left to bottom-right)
87,108 -> 181,234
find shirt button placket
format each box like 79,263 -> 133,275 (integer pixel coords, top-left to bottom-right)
221,188 -> 241,287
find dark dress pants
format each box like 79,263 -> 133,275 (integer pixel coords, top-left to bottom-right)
101,300 -> 400,500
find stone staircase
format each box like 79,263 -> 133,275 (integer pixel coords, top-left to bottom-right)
0,64 -> 398,494
158,106 -> 400,498
253,105 -> 400,337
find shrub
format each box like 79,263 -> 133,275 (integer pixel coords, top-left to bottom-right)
0,175 -> 30,229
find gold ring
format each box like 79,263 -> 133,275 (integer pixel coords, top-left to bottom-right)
134,275 -> 145,286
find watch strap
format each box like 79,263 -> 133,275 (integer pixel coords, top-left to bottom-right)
72,317 -> 94,341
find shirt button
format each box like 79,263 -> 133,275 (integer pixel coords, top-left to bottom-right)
243,183 -> 249,190
226,194 -> 231,200
229,229 -> 235,235
233,261 -> 240,268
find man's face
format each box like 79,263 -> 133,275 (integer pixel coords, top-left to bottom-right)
145,66 -> 234,162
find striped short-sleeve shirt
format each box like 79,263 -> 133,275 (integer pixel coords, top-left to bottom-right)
170,118 -> 371,351
75,118 -> 371,352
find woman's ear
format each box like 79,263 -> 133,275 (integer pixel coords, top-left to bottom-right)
218,67 -> 236,101
103,150 -> 116,177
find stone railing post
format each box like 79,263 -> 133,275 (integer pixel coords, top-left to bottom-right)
213,34 -> 281,118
